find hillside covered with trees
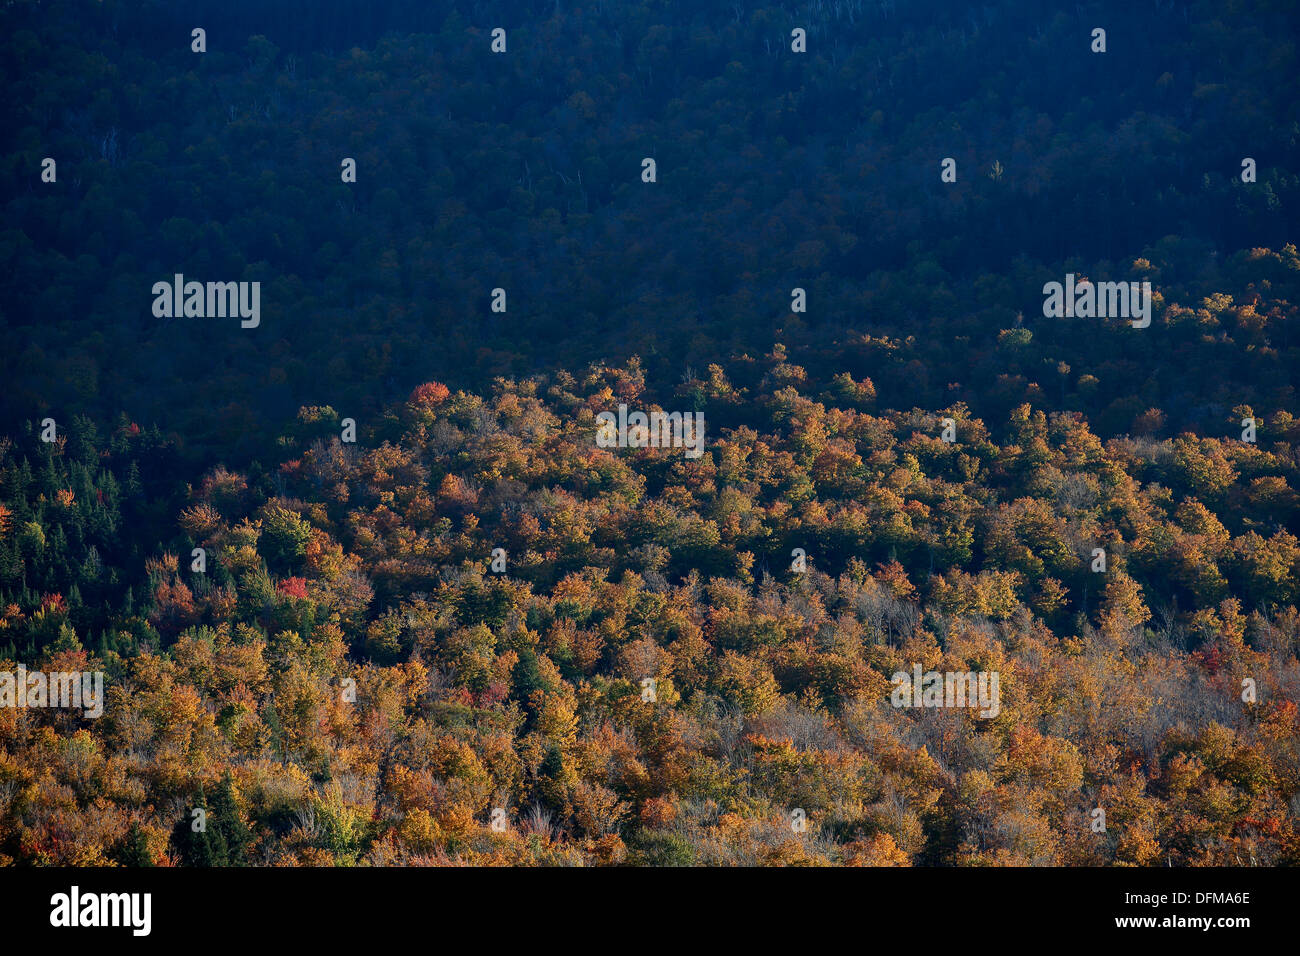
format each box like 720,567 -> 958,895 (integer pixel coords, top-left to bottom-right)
1,0 -> 1298,866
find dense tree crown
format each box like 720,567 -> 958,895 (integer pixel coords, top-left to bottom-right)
3,359 -> 1300,865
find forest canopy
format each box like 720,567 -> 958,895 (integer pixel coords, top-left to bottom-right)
1,0 -> 1298,866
